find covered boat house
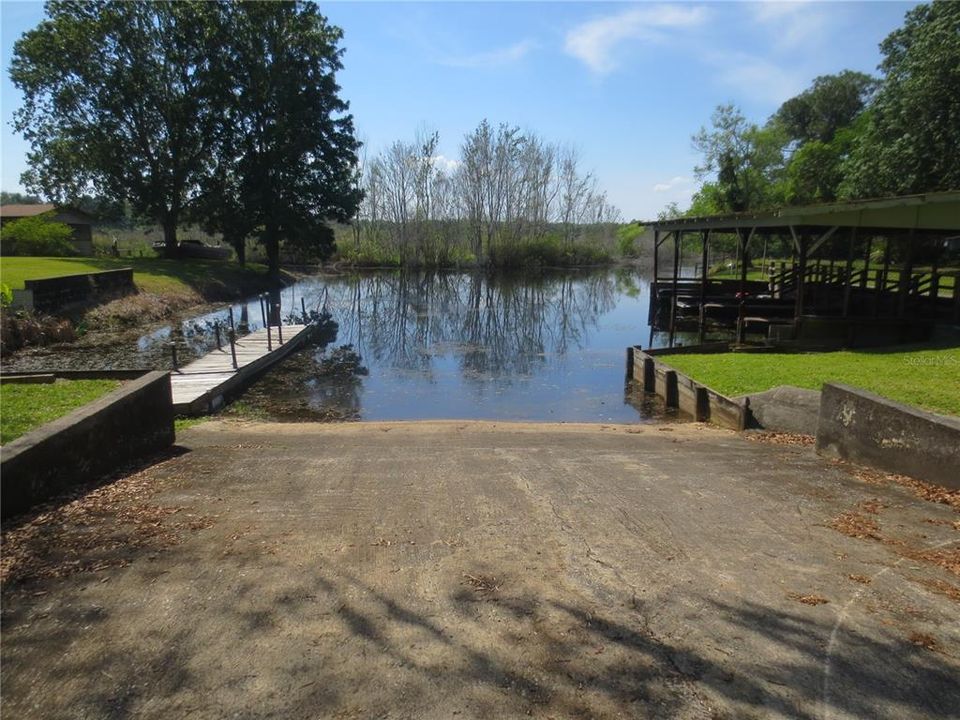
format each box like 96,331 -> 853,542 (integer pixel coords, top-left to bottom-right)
644,191 -> 960,347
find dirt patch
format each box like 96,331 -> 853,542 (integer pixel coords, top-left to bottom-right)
848,574 -> 872,584
83,290 -> 199,330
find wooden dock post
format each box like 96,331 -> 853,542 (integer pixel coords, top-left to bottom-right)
643,357 -> 656,393
169,342 -> 179,371
301,296 -> 307,323
276,299 -> 284,345
669,231 -> 681,348
227,306 -> 238,369
214,322 -> 222,350
663,370 -> 678,409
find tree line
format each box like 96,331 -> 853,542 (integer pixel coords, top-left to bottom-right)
673,1 -> 959,221
352,122 -> 623,268
11,0 -> 361,277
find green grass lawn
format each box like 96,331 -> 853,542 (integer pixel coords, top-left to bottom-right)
0,379 -> 121,444
661,344 -> 960,416
0,256 -> 272,299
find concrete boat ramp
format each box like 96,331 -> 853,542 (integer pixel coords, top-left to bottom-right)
2,421 -> 958,719
171,323 -> 314,415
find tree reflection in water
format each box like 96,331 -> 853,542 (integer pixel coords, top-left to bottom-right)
330,271 -> 620,381
233,268 -> 664,423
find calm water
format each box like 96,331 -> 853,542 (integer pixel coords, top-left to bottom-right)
137,267 -> 698,422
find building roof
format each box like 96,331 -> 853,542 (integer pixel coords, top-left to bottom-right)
0,204 -> 95,223
643,190 -> 960,233
0,203 -> 56,218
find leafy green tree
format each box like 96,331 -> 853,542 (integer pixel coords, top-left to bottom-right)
0,213 -> 75,256
692,104 -> 786,213
842,0 -> 960,196
11,1 -> 230,257
781,118 -> 867,204
204,1 -> 362,277
0,191 -> 43,205
773,71 -> 877,145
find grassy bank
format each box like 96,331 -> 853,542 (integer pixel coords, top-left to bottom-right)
0,256 -> 276,301
661,344 -> 960,416
0,379 -> 120,444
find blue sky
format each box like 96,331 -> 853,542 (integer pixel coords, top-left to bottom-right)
1,1 -> 918,220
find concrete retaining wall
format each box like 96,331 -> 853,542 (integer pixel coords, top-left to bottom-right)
1,371 -> 175,518
628,346 -> 748,430
742,385 -> 822,435
11,268 -> 135,314
816,383 -> 960,490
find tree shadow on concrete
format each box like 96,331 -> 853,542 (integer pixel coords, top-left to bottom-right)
4,540 -> 959,719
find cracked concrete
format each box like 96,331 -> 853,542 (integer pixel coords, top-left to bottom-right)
2,420 -> 958,719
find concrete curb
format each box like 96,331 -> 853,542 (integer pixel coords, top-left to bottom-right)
1,371 -> 175,518
816,382 -> 960,490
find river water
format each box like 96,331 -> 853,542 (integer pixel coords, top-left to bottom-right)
9,267 -> 696,422
188,267 -> 688,423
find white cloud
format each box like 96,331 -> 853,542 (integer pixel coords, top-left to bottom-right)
703,50 -> 807,105
440,39 -> 536,69
653,176 -> 692,193
431,155 -> 460,172
750,1 -> 828,50
564,4 -> 707,74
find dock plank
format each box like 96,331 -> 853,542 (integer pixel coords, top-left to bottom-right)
170,324 -> 312,414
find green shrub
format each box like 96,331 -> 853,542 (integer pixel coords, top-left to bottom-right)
1,214 -> 76,256
0,283 -> 12,307
487,234 -> 612,268
615,224 -> 645,257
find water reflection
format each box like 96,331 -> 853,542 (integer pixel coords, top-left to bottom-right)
329,271 -> 621,379
231,268 -> 674,423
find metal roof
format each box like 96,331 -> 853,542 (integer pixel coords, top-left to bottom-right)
0,203 -> 56,217
643,190 -> 960,233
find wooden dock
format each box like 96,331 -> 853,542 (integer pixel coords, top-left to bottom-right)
171,324 -> 315,416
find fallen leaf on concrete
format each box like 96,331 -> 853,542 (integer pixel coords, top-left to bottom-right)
859,499 -> 888,515
903,547 -> 960,578
912,577 -> 960,603
462,573 -> 502,594
746,432 -> 815,447
0,456 -> 213,587
787,592 -> 830,606
908,632 -> 939,651
831,511 -> 883,541
831,460 -> 960,512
